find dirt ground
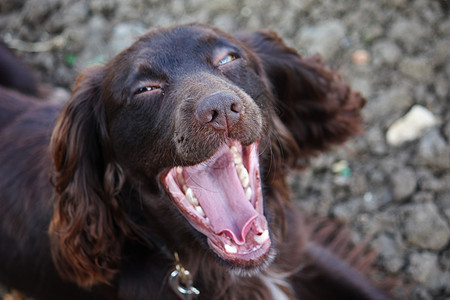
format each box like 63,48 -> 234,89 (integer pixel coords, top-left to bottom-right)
0,0 -> 449,299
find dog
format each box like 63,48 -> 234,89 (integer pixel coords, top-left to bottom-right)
0,24 -> 390,300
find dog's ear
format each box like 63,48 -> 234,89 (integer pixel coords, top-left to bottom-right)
238,30 -> 365,167
49,66 -> 133,287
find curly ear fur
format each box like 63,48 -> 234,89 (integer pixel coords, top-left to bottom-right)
49,66 -> 133,287
239,30 -> 365,167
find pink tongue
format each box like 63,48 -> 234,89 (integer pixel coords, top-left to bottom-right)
184,152 -> 257,245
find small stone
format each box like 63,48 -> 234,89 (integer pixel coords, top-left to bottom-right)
372,40 -> 401,66
402,203 -> 450,250
296,19 -> 346,60
365,85 -> 413,122
108,22 -> 148,58
386,105 -> 439,146
373,234 -> 404,273
407,251 -> 447,292
365,127 -> 387,155
418,129 -> 450,171
399,56 -> 434,81
352,49 -> 370,65
388,18 -> 429,52
408,252 -> 438,284
391,168 -> 417,201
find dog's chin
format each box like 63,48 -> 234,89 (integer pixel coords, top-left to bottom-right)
161,139 -> 272,269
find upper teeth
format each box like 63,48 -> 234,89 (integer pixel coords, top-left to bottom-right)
231,146 -> 252,194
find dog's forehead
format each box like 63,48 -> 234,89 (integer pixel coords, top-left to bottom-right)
133,25 -> 240,63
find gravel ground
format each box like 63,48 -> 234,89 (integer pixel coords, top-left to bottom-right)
0,0 -> 449,299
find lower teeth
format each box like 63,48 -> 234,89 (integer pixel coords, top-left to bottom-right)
224,244 -> 237,254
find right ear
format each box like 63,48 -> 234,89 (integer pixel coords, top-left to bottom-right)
238,30 -> 365,167
49,66 -> 132,287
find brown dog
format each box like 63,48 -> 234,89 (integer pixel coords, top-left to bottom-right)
0,24 -> 390,300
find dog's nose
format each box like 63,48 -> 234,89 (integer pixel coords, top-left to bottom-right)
195,92 -> 243,131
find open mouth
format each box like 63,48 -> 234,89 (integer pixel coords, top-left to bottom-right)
162,140 -> 270,267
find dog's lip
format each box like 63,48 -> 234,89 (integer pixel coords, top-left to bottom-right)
161,140 -> 271,266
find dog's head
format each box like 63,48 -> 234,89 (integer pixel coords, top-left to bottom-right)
49,24 -> 365,286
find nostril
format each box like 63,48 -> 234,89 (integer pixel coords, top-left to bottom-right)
230,101 -> 242,114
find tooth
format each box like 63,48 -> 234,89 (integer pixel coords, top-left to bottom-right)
185,187 -> 199,206
254,230 -> 269,244
177,167 -> 184,185
230,146 -> 238,153
233,152 -> 242,165
245,187 -> 252,200
185,188 -> 195,202
224,244 -> 237,254
238,167 -> 250,188
178,175 -> 184,185
191,196 -> 199,206
195,206 -> 205,217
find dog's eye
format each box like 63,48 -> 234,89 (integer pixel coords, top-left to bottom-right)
217,54 -> 238,66
134,86 -> 161,95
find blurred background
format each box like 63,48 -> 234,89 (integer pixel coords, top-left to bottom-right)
0,0 -> 449,299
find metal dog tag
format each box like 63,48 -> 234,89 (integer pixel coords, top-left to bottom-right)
169,268 -> 200,300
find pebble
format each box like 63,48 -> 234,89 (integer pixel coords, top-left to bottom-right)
388,18 -> 429,52
399,56 -> 434,81
418,129 -> 450,171
402,203 -> 450,250
373,234 -> 404,273
296,19 -> 346,60
386,105 -> 439,146
365,85 -> 413,122
372,40 -> 401,66
108,22 -> 148,57
391,167 -> 417,201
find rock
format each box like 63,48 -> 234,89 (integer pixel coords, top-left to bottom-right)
332,198 -> 360,223
391,168 -> 416,201
410,287 -> 433,300
372,40 -> 401,66
402,203 -> 450,250
212,14 -> 235,32
365,85 -> 413,123
418,129 -> 450,171
365,126 -> 387,155
296,19 -> 346,60
388,18 -> 429,52
408,252 -> 447,292
47,1 -> 89,33
408,252 -> 438,283
399,56 -> 434,81
386,105 -> 439,146
286,0 -> 314,11
108,22 -> 148,57
349,77 -> 372,98
74,15 -> 109,69
373,234 -> 404,273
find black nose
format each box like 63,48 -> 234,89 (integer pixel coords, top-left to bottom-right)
195,92 -> 243,131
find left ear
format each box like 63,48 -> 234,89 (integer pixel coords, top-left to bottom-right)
50,66 -> 134,287
238,30 -> 365,164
